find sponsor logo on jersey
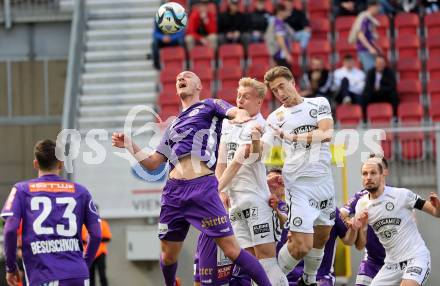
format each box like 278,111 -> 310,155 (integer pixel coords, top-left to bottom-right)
372,218 -> 401,232
217,248 -> 233,266
158,223 -> 168,235
230,207 -> 258,221
293,217 -> 303,227
329,211 -> 336,220
218,265 -> 232,279
318,104 -> 331,115
253,223 -> 270,234
292,125 -> 317,135
379,228 -> 398,240
199,267 -> 213,276
309,109 -> 318,118
385,202 -> 394,211
201,216 -> 229,228
29,182 -> 75,193
372,201 -> 384,207
406,266 -> 423,275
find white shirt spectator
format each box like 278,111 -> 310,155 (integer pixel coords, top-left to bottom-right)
333,66 -> 366,96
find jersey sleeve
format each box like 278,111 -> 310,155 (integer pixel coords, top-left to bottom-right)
316,97 -> 333,122
207,98 -> 234,119
341,192 -> 362,216
155,124 -> 172,159
83,192 -> 101,228
1,186 -> 22,220
402,188 -> 421,210
335,209 -> 348,239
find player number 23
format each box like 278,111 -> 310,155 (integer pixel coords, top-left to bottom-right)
31,196 -> 77,237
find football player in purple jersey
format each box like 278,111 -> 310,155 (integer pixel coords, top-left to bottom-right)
2,139 -> 101,286
112,71 -> 271,286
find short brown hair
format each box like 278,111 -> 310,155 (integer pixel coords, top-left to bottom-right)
264,66 -> 295,88
238,77 -> 267,99
34,139 -> 60,171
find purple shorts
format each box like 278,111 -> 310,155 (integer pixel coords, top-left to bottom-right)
194,233 -> 233,285
159,175 -> 234,241
356,259 -> 383,286
42,278 -> 89,286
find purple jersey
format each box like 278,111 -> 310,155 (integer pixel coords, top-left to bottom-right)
156,98 -> 233,171
274,18 -> 290,60
285,208 -> 347,284
356,17 -> 375,52
1,174 -> 101,286
342,190 -> 386,265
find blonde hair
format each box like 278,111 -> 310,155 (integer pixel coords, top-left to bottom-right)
238,77 -> 267,99
263,66 -> 295,88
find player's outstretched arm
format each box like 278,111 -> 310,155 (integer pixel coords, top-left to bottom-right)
112,132 -> 166,170
269,118 -> 334,144
340,215 -> 358,246
217,145 -> 248,192
226,107 -> 252,124
352,210 -> 368,250
268,194 -> 287,227
84,222 -> 102,267
421,192 -> 440,218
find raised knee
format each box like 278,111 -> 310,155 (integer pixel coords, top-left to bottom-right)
287,242 -> 312,259
161,252 -> 178,265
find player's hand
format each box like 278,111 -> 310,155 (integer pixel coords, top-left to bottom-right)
6,271 -> 20,286
112,132 -> 130,149
353,210 -> 368,230
268,194 -> 279,210
267,172 -> 283,191
268,124 -> 283,138
429,192 -> 440,217
251,124 -> 263,140
230,108 -> 251,124
219,191 -> 230,210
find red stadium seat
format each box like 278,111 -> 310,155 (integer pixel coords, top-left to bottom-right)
335,16 -> 356,41
218,65 -> 242,90
427,58 -> 440,80
159,67 -> 181,92
248,42 -> 270,66
377,37 -> 391,60
335,41 -> 358,67
189,45 -> 215,69
429,99 -> 440,157
159,103 -> 181,120
426,37 -> 440,60
310,18 -> 331,40
219,43 -> 245,67
398,102 -> 425,161
336,104 -> 363,128
247,62 -> 271,81
307,40 -> 331,67
428,81 -> 440,103
395,13 -> 420,37
397,80 -> 422,103
189,66 -> 214,93
217,87 -> 237,104
307,0 -> 331,19
260,101 -> 271,118
425,12 -> 440,37
376,14 -> 390,38
367,103 -> 394,159
395,35 -> 420,59
160,46 -> 186,69
158,91 -> 179,106
396,58 -> 421,80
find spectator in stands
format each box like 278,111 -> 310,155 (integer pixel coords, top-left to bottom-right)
333,54 -> 366,104
218,0 -> 248,45
284,0 -> 311,51
349,0 -> 381,72
423,0 -> 440,13
248,0 -> 271,43
152,23 -> 185,70
362,55 -> 398,116
264,3 -> 295,70
185,0 -> 218,51
334,0 -> 362,16
301,57 -> 333,102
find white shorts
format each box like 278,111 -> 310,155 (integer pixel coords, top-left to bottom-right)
229,202 -> 280,249
285,175 -> 335,233
371,253 -> 431,286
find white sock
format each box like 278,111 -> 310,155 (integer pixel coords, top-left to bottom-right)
303,247 -> 324,285
278,244 -> 301,275
259,257 -> 289,286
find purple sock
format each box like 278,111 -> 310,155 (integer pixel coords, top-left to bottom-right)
234,249 -> 271,286
160,257 -> 177,286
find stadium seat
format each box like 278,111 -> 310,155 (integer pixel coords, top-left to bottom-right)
427,58 -> 440,80
216,87 -> 237,104
189,66 -> 214,94
398,102 -> 425,161
310,18 -> 331,40
425,12 -> 440,37
290,42 -> 302,77
247,62 -> 271,81
248,42 -> 270,66
260,101 -> 271,118
336,104 -> 363,128
189,45 -> 215,69
219,43 -> 245,67
428,81 -> 440,103
307,0 -> 331,19
429,99 -> 440,157
335,16 -> 356,41
395,35 -> 420,59
218,65 -> 242,90
376,14 -> 390,38
335,41 -> 359,67
377,37 -> 391,60
395,13 -> 420,37
307,40 -> 331,67
397,58 -> 421,80
160,46 -> 186,69
397,80 -> 422,103
159,67 -> 181,92
158,91 -> 179,106
426,36 -> 440,60
159,102 -> 181,120
367,103 -> 394,159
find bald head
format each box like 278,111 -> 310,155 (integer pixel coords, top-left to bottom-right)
176,71 -> 202,99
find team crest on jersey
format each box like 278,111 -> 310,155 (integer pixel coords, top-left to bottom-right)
309,109 -> 318,118
385,202 -> 394,211
293,217 -> 302,227
275,111 -> 285,122
188,108 -> 200,117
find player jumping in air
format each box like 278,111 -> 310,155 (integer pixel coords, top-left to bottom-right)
112,71 -> 271,286
1,139 -> 102,286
